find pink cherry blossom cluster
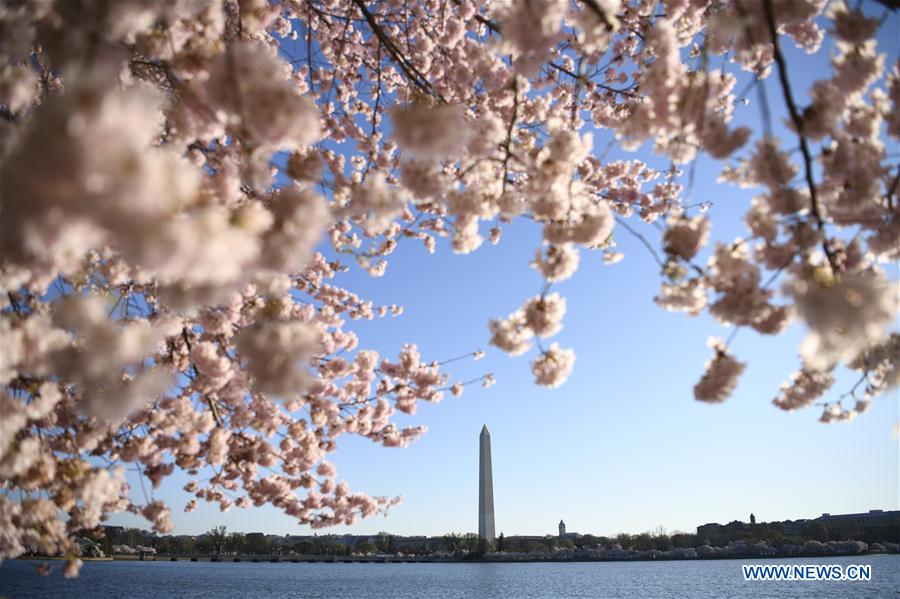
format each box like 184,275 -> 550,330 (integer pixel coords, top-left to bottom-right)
1,0 -> 898,576
694,337 -> 747,404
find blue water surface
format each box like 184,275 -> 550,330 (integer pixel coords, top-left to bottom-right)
1,554 -> 897,598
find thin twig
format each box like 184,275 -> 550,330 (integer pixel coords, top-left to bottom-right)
181,327 -> 224,427
614,217 -> 664,268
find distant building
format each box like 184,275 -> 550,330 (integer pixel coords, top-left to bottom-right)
103,526 -> 126,538
557,519 -> 582,540
393,536 -> 429,549
509,535 -> 548,543
699,509 -> 900,540
782,519 -> 811,536
815,510 -> 900,538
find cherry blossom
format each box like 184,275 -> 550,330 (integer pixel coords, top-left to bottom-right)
531,344 -> 577,389
694,338 -> 747,404
523,293 -> 567,338
773,368 -> 835,411
1,0 -> 897,575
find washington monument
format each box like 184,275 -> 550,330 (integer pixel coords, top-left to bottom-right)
478,425 -> 496,541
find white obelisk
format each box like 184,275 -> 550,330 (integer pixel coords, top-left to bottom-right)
478,425 -> 496,541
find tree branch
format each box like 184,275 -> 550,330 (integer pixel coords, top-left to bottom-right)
761,0 -> 838,274
350,0 -> 435,97
614,216 -> 664,268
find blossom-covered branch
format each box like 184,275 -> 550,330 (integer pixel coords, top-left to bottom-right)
1,0 -> 897,576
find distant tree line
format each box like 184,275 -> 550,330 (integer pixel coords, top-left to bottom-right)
92,521 -> 899,558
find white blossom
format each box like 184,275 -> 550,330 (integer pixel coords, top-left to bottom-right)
694,339 -> 745,403
531,344 -> 575,388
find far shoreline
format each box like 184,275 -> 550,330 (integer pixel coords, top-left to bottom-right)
12,551 -> 898,565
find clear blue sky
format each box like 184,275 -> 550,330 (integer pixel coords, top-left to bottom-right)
110,9 -> 899,538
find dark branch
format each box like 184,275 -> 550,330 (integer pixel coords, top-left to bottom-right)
761,0 -> 839,274
350,0 -> 435,97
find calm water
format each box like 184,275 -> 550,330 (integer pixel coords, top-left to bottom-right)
1,555 -> 897,598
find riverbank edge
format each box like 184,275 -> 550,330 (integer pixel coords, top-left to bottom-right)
14,550 -> 898,564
